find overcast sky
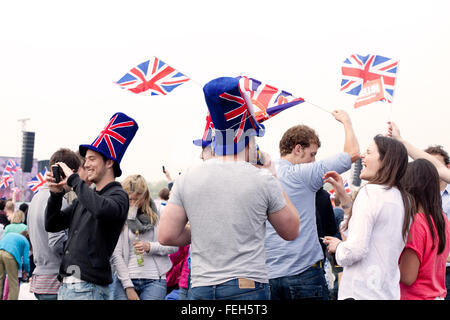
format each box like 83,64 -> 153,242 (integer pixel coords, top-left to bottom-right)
2,0 -> 449,184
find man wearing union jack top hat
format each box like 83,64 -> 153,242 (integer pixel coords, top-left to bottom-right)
158,77 -> 299,300
45,112 -> 138,300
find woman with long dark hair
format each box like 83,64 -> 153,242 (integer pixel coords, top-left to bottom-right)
399,158 -> 450,299
324,135 -> 415,299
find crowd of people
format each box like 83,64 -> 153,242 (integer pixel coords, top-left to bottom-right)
1,76 -> 449,301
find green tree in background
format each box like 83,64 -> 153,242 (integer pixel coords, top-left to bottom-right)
148,180 -> 169,200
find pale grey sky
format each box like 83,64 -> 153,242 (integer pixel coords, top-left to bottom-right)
2,0 -> 449,184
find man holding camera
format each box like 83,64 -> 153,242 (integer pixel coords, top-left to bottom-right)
27,148 -> 81,300
45,112 -> 138,300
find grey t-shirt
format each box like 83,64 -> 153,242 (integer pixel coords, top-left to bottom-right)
169,158 -> 286,288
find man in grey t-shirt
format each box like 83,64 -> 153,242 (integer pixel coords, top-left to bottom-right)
158,76 -> 299,300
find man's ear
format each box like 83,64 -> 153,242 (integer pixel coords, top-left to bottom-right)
106,159 -> 115,170
294,144 -> 303,155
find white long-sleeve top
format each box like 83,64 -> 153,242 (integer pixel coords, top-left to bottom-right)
110,221 -> 178,289
336,184 -> 406,300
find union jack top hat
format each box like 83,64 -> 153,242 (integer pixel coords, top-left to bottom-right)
79,112 -> 139,177
203,77 -> 265,155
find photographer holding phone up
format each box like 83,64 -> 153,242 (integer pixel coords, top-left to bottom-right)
45,112 -> 138,300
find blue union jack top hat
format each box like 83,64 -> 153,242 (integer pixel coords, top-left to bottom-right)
79,112 -> 138,177
203,77 -> 265,156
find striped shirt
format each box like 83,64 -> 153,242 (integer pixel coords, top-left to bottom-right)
30,274 -> 61,294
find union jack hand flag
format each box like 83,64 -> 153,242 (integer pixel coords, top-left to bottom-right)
27,168 -> 47,194
238,76 -> 305,122
341,54 -> 399,103
116,57 -> 190,96
0,174 -> 13,189
328,180 -> 351,199
3,159 -> 21,176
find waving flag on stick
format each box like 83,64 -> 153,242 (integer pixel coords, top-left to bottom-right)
238,76 -> 305,122
328,180 -> 351,199
27,168 -> 48,194
0,173 -> 13,190
116,57 -> 190,96
4,159 -> 21,175
341,54 -> 399,107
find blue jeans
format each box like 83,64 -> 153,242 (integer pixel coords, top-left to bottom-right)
34,293 -> 58,300
178,287 -> 189,300
269,264 -> 329,300
110,277 -> 166,300
58,282 -> 110,300
178,270 -> 191,300
188,278 -> 270,300
165,288 -> 179,300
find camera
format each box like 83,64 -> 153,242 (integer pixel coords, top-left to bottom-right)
51,165 -> 66,183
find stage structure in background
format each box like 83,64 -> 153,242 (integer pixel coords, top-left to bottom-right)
21,131 -> 35,173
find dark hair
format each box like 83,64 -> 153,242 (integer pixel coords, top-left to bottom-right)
370,135 -> 415,240
19,203 -> 28,214
75,151 -> 86,167
402,159 -> 447,254
85,149 -> 120,177
158,187 -> 170,201
279,125 -> 321,157
0,199 -> 5,211
50,148 -> 81,171
424,145 -> 449,165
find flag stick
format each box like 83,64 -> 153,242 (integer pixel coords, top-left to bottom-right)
387,59 -> 400,123
304,100 -> 332,114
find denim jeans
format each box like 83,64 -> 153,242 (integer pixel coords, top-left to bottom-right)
178,270 -> 190,300
269,264 -> 329,300
34,293 -> 58,300
58,282 -> 110,300
188,278 -> 270,300
110,276 -> 166,300
178,287 -> 189,300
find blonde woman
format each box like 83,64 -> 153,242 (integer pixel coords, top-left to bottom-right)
3,210 -> 27,236
110,175 -> 177,300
